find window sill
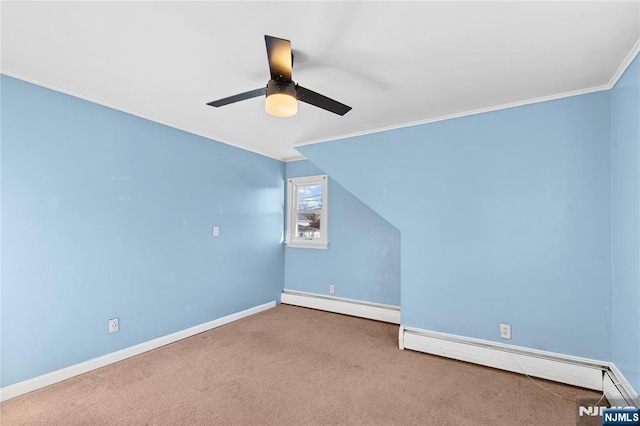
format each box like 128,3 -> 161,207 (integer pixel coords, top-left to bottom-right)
286,241 -> 328,250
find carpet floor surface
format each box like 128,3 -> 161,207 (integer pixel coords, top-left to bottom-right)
1,304 -> 600,425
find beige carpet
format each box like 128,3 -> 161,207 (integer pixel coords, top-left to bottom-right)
1,304 -> 600,425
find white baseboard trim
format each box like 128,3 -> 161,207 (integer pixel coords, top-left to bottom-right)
281,289 -> 400,324
0,301 -> 276,402
400,325 -> 607,392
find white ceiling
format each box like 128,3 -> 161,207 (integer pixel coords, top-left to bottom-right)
2,1 -> 639,161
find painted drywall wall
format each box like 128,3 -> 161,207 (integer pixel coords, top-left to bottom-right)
299,91 -> 612,361
284,160 -> 400,306
611,54 -> 640,392
0,75 -> 285,387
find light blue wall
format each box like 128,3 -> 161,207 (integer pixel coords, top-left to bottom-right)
285,160 -> 400,306
3,55 -> 638,393
299,92 -> 612,360
0,75 -> 285,387
611,54 -> 640,392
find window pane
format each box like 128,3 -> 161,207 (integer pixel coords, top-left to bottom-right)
296,213 -> 321,239
297,184 -> 322,210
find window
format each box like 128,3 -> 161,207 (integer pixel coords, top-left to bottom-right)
287,174 -> 328,249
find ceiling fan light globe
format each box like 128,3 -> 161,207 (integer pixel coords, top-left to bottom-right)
265,93 -> 298,118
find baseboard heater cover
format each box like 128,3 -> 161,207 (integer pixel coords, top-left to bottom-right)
281,290 -> 401,324
0,301 -> 276,402
605,363 -> 640,407
400,325 -> 625,395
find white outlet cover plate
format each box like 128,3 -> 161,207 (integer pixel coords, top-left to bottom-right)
500,323 -> 511,339
109,318 -> 119,333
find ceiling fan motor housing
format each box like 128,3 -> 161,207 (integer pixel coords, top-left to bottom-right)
267,79 -> 296,98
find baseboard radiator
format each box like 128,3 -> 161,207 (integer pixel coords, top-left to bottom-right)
604,364 -> 640,407
281,290 -> 401,324
399,326 -> 639,407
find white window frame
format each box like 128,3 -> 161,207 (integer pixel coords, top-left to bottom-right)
286,174 -> 329,249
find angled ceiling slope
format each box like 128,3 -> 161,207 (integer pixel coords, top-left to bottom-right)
1,1 -> 639,161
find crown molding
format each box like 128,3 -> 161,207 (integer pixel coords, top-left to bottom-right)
607,37 -> 640,89
295,84 -> 610,150
285,156 -> 307,163
296,38 -> 640,151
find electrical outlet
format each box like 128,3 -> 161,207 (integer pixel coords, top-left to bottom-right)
212,226 -> 219,237
109,318 -> 119,334
500,323 -> 511,340
329,284 -> 335,294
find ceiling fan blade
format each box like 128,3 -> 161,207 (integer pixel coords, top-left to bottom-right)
207,87 -> 266,107
265,35 -> 292,81
296,85 -> 352,116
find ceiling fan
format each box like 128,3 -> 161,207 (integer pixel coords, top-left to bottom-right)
207,35 -> 352,118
